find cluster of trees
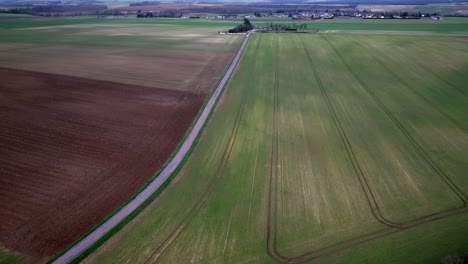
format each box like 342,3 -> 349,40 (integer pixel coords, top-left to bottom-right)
266,22 -> 307,31
228,18 -> 253,33
381,11 -> 438,17
1,4 -> 106,16
254,11 -> 273,17
136,10 -> 180,18
361,11 -> 440,19
442,254 -> 468,264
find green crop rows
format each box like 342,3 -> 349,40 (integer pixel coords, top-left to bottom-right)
83,32 -> 468,264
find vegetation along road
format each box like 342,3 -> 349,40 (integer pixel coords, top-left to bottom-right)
51,32 -> 251,264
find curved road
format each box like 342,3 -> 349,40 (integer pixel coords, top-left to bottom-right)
52,33 -> 250,264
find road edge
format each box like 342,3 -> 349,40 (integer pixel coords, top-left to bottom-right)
48,32 -> 251,264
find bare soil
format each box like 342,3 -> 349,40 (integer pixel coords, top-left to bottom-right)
0,44 -> 232,93
0,67 -> 204,262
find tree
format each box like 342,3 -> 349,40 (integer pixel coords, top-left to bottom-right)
442,255 -> 468,264
228,18 -> 253,33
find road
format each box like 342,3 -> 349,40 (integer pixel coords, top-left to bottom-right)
52,33 -> 250,264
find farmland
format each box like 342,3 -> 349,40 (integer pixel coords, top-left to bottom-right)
84,31 -> 468,264
358,3 -> 468,16
302,17 -> 468,34
0,17 -> 242,262
0,21 -> 240,91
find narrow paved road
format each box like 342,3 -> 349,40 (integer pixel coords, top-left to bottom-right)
52,33 -> 250,264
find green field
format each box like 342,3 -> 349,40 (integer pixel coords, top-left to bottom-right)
358,3 -> 468,16
0,248 -> 26,264
2,16 -> 468,34
1,15 -> 467,263
303,17 -> 468,33
0,18 -> 240,49
0,13 -> 32,17
82,31 -> 468,264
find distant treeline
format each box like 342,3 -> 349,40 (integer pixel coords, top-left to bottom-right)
264,22 -> 307,31
136,10 -> 181,18
1,4 -> 108,16
0,0 -> 59,7
128,4 -> 358,15
129,1 -> 160,7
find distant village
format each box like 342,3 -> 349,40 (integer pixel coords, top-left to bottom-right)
200,11 -> 443,21
0,0 -> 445,19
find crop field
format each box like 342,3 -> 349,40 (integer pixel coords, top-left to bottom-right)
0,17 -> 242,262
0,21 -> 240,92
303,17 -> 468,34
84,32 -> 468,264
358,3 -> 468,16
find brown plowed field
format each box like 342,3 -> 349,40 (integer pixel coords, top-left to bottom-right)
0,67 -> 205,262
0,44 -> 233,94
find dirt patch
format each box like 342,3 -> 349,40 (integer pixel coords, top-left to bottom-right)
0,67 -> 205,262
0,45 -> 227,93
186,52 -> 232,96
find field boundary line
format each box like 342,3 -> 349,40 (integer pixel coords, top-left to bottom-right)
322,35 -> 467,204
48,34 -> 250,264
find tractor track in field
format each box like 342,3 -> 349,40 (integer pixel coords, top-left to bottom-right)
411,58 -> 468,98
322,35 -> 467,204
352,39 -> 467,132
299,36 -> 401,229
430,70 -> 468,98
266,35 -> 282,262
267,208 -> 468,264
264,34 -> 468,264
141,35 -> 262,263
143,84 -> 247,263
378,57 -> 467,132
405,40 -> 468,98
